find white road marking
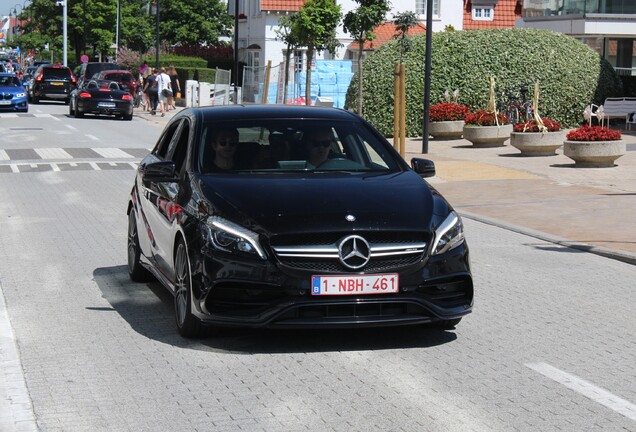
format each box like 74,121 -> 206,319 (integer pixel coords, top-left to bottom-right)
93,148 -> 134,158
526,362 -> 636,422
65,124 -> 77,131
128,162 -> 138,169
86,134 -> 99,141
10,164 -> 19,173
34,114 -> 59,121
89,162 -> 101,171
51,163 -> 60,172
0,150 -> 9,161
34,148 -> 73,160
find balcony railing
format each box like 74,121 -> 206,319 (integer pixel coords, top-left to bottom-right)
523,0 -> 636,18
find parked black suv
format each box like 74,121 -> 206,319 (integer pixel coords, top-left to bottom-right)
29,65 -> 76,104
76,62 -> 120,87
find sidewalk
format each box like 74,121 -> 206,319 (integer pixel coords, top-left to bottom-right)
137,106 -> 636,265
404,129 -> 636,265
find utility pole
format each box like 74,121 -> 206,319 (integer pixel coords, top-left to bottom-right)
421,0 -> 433,154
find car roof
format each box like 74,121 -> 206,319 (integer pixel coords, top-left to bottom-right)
184,105 -> 360,123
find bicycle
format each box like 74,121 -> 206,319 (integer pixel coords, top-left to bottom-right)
497,84 -> 534,124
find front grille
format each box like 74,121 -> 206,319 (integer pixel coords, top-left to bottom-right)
275,301 -> 431,322
1,94 -> 13,100
271,231 -> 430,273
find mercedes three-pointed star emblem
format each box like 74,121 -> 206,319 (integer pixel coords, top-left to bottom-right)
338,235 -> 371,269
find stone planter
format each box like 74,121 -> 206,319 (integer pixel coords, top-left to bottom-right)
428,120 -> 464,139
563,140 -> 626,167
463,124 -> 513,148
510,131 -> 566,156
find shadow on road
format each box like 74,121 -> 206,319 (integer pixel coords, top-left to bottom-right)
93,266 -> 458,354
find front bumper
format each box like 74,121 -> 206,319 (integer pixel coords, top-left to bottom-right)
191,242 -> 473,329
0,97 -> 28,111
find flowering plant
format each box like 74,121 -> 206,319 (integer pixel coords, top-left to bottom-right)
464,110 -> 510,126
429,103 -> 471,122
566,125 -> 621,141
514,118 -> 561,133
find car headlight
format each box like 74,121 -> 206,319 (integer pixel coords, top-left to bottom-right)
205,216 -> 266,259
431,211 -> 465,255
16,92 -> 26,98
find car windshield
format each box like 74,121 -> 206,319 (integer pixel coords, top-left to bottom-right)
0,76 -> 22,86
197,119 -> 401,174
104,73 -> 133,82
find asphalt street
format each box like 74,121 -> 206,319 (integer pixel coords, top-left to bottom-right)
1,104 -> 635,432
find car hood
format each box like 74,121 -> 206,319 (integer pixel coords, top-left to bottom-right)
198,171 -> 439,235
0,86 -> 24,94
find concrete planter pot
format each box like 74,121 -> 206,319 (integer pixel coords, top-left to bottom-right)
510,131 -> 566,156
463,124 -> 513,148
428,120 -> 464,139
563,140 -> 626,167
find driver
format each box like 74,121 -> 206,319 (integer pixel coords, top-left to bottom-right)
302,128 -> 334,167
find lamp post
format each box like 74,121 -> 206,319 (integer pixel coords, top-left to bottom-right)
55,0 -> 67,66
421,0 -> 433,154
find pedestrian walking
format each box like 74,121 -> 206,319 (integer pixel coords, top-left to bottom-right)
157,67 -> 172,117
168,65 -> 181,110
143,68 -> 159,115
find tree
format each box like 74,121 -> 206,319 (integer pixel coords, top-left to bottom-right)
294,0 -> 342,105
343,0 -> 390,115
275,14 -> 301,104
393,11 -> 417,63
159,0 -> 232,46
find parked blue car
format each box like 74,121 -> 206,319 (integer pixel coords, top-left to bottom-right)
0,73 -> 29,112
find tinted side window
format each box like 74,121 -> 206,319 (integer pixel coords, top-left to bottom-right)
154,121 -> 182,159
167,121 -> 190,175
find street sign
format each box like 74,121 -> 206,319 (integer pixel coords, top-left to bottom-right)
81,54 -> 89,63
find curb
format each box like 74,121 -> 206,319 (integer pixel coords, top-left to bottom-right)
460,210 -> 636,266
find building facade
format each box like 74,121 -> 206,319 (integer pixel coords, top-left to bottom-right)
518,0 -> 636,76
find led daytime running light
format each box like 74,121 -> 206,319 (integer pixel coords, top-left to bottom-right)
207,216 -> 266,259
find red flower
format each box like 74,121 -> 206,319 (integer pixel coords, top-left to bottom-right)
566,125 -> 621,141
464,110 -> 510,126
429,103 -> 470,122
513,118 -> 561,133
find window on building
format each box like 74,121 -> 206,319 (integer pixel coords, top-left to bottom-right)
415,0 -> 440,18
472,6 -> 494,20
294,50 -> 306,72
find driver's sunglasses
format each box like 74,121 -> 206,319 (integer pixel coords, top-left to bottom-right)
310,140 -> 332,148
217,139 -> 238,147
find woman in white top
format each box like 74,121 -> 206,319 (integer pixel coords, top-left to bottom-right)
157,67 -> 172,117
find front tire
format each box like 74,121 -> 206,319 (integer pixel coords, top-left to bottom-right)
174,240 -> 202,338
127,210 -> 152,282
74,106 -> 84,118
69,100 -> 75,116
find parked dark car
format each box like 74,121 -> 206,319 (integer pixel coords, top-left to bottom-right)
69,79 -> 133,120
127,105 -> 473,337
92,69 -> 137,93
29,64 -> 76,104
0,73 -> 28,112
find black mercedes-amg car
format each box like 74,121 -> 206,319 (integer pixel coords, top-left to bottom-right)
127,105 -> 473,337
69,79 -> 133,120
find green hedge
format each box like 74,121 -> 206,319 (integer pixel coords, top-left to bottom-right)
173,67 -> 218,94
347,28 -> 623,136
143,55 -> 208,68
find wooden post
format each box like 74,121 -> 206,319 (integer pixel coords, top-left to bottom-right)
262,60 -> 272,104
400,63 -> 406,159
393,63 -> 400,150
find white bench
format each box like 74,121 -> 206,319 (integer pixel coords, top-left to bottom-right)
590,97 -> 636,127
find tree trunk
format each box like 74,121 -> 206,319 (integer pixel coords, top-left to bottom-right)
357,42 -> 363,115
305,46 -> 314,106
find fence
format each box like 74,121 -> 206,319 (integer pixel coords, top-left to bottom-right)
184,68 -> 233,107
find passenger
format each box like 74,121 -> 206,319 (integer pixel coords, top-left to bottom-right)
205,128 -> 239,172
303,128 -> 334,167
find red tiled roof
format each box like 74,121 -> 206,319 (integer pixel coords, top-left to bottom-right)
349,22 -> 427,51
261,0 -> 305,11
463,0 -> 522,30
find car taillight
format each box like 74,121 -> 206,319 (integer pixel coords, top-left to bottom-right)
122,94 -> 133,101
35,72 -> 43,81
79,92 -> 92,98
70,72 -> 77,84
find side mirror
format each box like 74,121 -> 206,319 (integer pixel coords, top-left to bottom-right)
411,158 -> 436,178
140,160 -> 178,183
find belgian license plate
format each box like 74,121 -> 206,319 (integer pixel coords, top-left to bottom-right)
51,81 -> 64,86
98,102 -> 116,108
311,274 -> 399,296
0,100 -> 11,105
